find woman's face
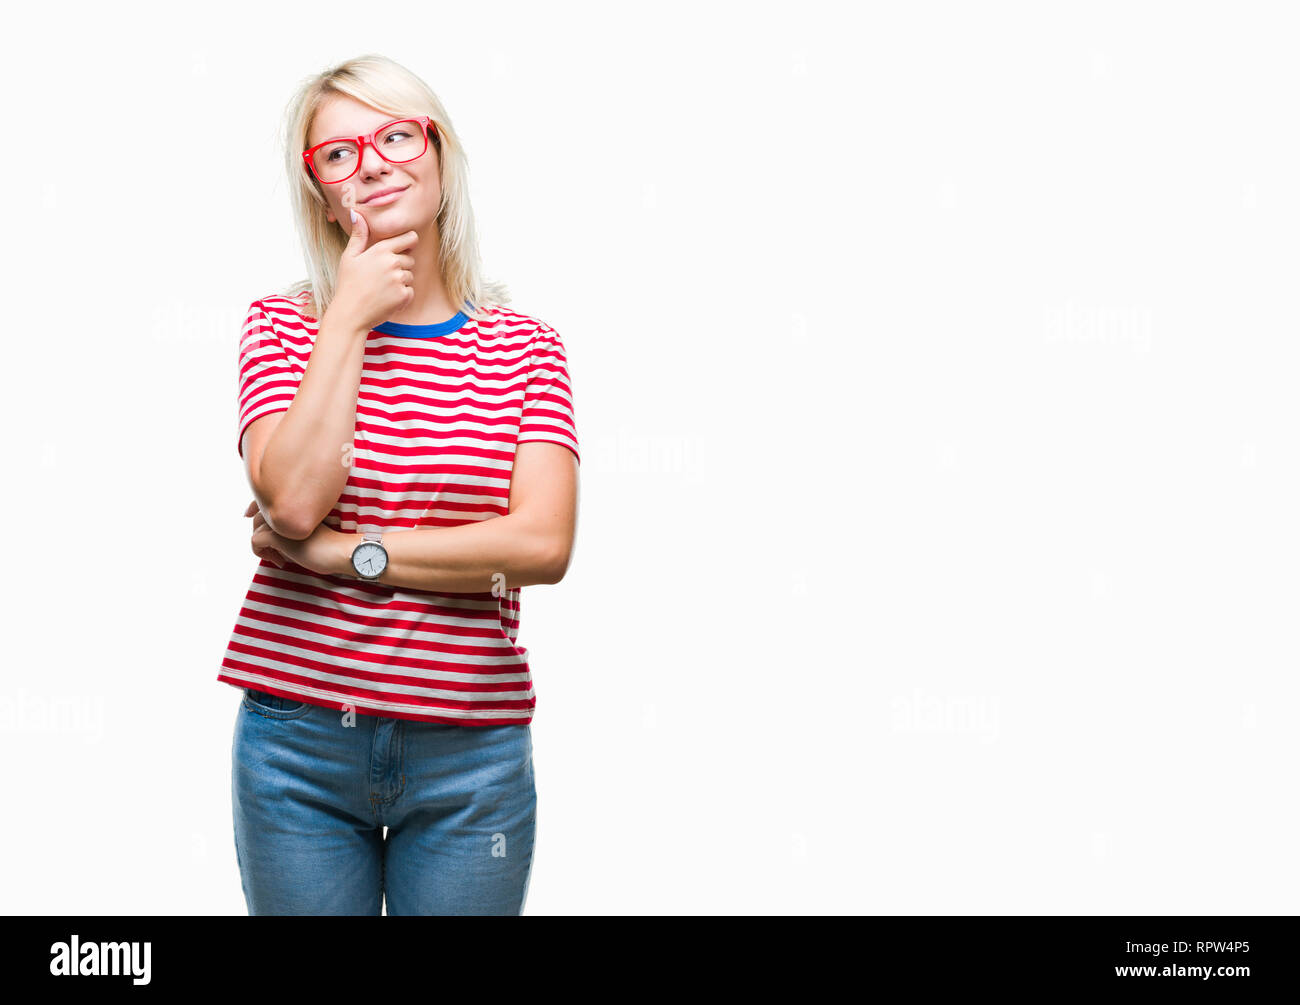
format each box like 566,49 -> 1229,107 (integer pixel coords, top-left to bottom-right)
308,94 -> 441,240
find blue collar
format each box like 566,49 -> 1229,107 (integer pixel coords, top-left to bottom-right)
372,311 -> 470,338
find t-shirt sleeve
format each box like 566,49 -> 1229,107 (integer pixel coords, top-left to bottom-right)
236,299 -> 299,460
517,326 -> 580,464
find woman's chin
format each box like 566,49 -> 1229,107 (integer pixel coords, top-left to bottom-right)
368,209 -> 431,235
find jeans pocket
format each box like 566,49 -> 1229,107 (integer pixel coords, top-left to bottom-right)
242,687 -> 313,720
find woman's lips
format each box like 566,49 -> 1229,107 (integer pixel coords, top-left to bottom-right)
364,187 -> 408,206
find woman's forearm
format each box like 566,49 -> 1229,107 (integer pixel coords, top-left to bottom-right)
328,514 -> 567,593
257,306 -> 370,538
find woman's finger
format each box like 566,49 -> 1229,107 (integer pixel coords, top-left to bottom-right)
250,532 -> 283,567
245,499 -> 258,517
251,524 -> 286,567
255,547 -> 283,568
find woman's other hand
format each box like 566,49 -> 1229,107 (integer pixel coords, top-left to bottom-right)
246,499 -> 348,576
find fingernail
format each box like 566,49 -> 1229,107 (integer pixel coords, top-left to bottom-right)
350,209 -> 358,223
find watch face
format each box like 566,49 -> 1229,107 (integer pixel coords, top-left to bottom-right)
353,542 -> 387,578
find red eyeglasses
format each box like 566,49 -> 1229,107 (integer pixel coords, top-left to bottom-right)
302,115 -> 437,184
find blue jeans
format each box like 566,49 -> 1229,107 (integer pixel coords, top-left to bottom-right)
231,688 -> 536,915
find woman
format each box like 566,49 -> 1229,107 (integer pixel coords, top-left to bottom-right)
220,54 -> 580,916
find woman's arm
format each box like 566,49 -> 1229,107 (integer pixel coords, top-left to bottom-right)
245,305 -> 371,540
340,439 -> 579,587
260,440 -> 580,591
341,441 -> 578,591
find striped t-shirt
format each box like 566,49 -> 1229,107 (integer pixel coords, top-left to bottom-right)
219,290 -> 579,726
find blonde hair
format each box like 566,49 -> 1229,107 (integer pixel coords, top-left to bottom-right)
276,53 -> 509,322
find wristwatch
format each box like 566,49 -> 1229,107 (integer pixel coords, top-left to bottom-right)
351,530 -> 388,581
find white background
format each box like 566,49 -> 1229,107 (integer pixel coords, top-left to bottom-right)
0,0 -> 1295,914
